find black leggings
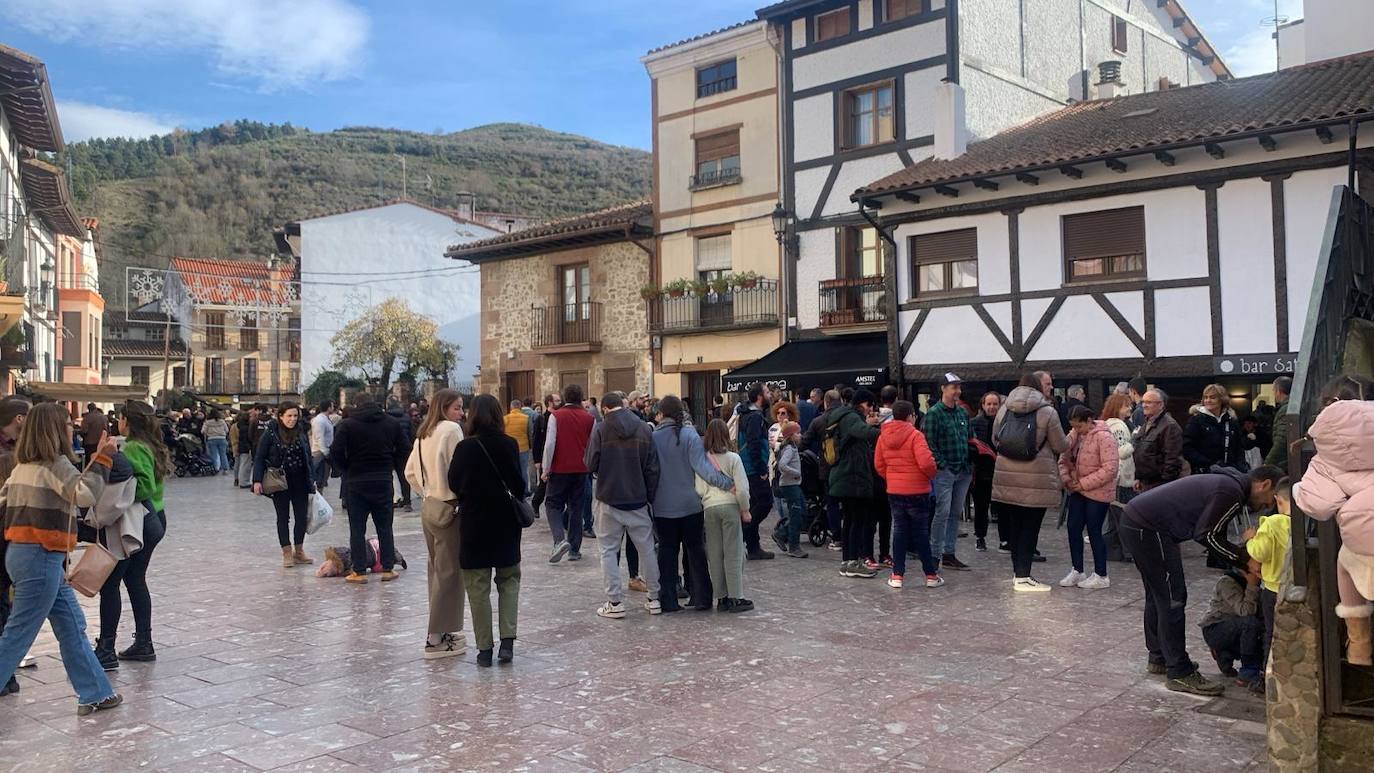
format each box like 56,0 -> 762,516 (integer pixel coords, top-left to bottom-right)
273,483 -> 311,547
840,497 -> 873,562
99,510 -> 166,641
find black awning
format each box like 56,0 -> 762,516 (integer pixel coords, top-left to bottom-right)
722,334 -> 887,394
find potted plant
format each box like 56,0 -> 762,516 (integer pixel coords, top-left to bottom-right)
640,284 -> 660,301
708,275 -> 731,295
733,270 -> 760,290
664,278 -> 690,298
688,278 -> 709,296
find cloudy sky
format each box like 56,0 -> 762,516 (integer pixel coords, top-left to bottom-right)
1,0 -> 1304,149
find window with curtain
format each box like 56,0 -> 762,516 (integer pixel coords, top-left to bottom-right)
842,226 -> 882,278
205,311 -> 225,349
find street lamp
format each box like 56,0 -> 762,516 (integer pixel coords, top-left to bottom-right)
39,258 -> 53,308
771,202 -> 791,244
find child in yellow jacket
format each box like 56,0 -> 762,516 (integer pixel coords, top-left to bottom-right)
1243,478 -> 1292,667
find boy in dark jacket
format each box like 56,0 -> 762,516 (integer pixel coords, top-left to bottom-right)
1119,464 -> 1282,695
829,389 -> 882,578
329,396 -> 409,582
734,383 -> 773,560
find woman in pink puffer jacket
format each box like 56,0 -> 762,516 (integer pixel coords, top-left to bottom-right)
1294,396 -> 1374,666
1057,405 -> 1120,590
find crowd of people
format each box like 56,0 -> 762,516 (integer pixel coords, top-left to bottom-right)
1,367 -> 1371,717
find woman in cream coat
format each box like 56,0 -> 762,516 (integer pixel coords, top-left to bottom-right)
405,389 -> 466,660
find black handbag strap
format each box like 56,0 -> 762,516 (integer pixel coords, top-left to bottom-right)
473,438 -> 515,500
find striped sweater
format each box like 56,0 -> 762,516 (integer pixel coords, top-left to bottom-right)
1,454 -> 112,552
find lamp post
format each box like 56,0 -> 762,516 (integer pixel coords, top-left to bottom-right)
39,258 -> 53,309
771,203 -> 795,339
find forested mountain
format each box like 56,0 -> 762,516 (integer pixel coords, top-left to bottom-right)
62,121 -> 651,299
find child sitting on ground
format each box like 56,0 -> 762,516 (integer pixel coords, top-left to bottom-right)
1243,477 -> 1292,663
316,539 -> 408,578
1198,564 -> 1264,692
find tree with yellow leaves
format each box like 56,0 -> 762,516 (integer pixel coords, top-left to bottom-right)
329,297 -> 456,390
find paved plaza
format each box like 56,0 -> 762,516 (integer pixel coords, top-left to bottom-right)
3,476 -> 1270,772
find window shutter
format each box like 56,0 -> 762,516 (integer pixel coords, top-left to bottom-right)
695,234 -> 733,272
695,130 -> 739,162
1062,207 -> 1145,259
912,228 -> 977,265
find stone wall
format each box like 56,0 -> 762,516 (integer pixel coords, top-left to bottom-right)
1268,582 -> 1321,771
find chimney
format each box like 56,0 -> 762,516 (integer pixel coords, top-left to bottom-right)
1096,60 -> 1126,99
455,191 -> 475,221
933,80 -> 968,160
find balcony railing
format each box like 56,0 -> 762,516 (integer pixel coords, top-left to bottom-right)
819,276 -> 887,328
697,76 -> 736,98
689,168 -> 742,190
649,279 -> 779,334
532,302 -> 602,351
58,272 -> 100,292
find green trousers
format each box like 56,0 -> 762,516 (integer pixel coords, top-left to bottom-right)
703,504 -> 746,599
462,565 -> 520,651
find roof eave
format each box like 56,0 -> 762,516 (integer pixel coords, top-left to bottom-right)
0,44 -> 63,152
446,222 -> 652,263
19,157 -> 83,237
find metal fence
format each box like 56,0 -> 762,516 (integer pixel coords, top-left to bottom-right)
532,302 -> 602,349
818,276 -> 886,328
1288,185 -> 1374,717
649,280 -> 779,334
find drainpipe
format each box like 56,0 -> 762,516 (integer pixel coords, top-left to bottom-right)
858,199 -> 901,393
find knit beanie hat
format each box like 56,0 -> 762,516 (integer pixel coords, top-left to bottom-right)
781,421 -> 801,440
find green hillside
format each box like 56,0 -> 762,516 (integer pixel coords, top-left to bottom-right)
63,121 -> 651,298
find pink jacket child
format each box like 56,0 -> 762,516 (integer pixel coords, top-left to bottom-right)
1294,398 -> 1374,665
1058,420 -> 1120,503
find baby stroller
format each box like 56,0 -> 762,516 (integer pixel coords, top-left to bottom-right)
173,433 -> 214,477
800,450 -> 830,547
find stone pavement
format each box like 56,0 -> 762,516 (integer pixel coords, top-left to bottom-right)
3,475 -> 1270,772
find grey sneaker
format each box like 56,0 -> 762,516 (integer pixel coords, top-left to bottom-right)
549,540 -> 571,563
77,693 -> 123,716
784,547 -> 809,558
840,560 -> 876,579
1166,671 -> 1224,696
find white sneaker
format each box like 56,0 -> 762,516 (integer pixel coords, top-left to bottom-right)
1013,577 -> 1051,592
645,599 -> 662,615
1059,569 -> 1087,587
549,540 -> 571,564
422,633 -> 466,660
596,601 -> 626,619
1077,573 -> 1111,590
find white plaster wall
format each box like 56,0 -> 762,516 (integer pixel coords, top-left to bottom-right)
1285,167 -> 1349,347
794,166 -> 833,220
1153,285 -> 1212,357
906,305 -> 1012,364
1021,297 -> 1053,335
793,93 -> 835,163
962,66 -> 1065,142
903,67 -> 943,140
984,301 -> 1013,341
791,17 -> 806,49
1104,290 -> 1144,336
298,203 -> 499,381
1217,177 -> 1277,354
795,228 -> 835,329
1303,0 -> 1374,64
821,154 -> 908,216
959,0 -> 1022,76
1144,32 -> 1189,91
857,0 -> 873,31
1028,294 -> 1141,360
1017,0 -> 1087,100
893,211 -> 1010,302
792,20 -> 945,92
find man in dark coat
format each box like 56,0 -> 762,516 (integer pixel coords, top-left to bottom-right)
330,395 -> 408,581
734,383 -> 773,560
828,388 -> 882,578
386,398 -> 416,512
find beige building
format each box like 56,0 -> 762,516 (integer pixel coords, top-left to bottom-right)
642,20 -> 783,425
446,202 -> 654,405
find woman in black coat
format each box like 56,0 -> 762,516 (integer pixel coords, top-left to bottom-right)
447,393 -> 526,667
253,401 -> 316,568
1181,384 -> 1246,473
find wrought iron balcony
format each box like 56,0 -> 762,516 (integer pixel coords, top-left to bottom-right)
689,168 -> 743,191
818,276 -> 887,329
532,302 -> 602,352
649,279 -> 779,335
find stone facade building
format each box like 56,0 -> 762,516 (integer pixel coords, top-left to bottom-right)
445,202 -> 653,404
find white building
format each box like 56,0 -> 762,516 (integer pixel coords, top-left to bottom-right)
850,51 -> 1374,401
1277,0 -> 1374,70
279,200 -> 507,385
744,0 -> 1228,391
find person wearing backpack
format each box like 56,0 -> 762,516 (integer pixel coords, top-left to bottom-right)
829,389 -> 883,578
992,371 -> 1069,592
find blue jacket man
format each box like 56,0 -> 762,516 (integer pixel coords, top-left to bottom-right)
734,383 -> 774,560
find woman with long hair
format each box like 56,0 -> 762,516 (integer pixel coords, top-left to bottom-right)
447,394 -> 525,667
405,389 -> 467,659
1182,384 -> 1244,473
1101,393 -> 1136,503
0,402 -> 122,714
253,401 -> 315,568
697,418 -> 753,611
110,401 -> 170,662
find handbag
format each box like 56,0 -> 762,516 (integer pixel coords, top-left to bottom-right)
65,504 -> 116,598
417,441 -> 457,530
262,467 -> 287,494
474,438 -> 535,528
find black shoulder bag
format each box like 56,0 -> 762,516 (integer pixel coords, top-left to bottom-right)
474,438 -> 536,528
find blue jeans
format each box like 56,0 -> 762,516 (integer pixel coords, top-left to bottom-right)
206,437 -> 230,471
0,543 -> 115,705
890,494 -> 937,577
930,468 -> 972,558
773,485 -> 805,551
543,472 -> 586,553
1066,493 -> 1109,576
517,451 -> 531,493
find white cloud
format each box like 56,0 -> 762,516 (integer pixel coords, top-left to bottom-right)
58,101 -> 177,142
1218,0 -> 1304,77
1,0 -> 370,90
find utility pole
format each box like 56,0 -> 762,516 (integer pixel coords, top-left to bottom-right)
394,154 -> 407,199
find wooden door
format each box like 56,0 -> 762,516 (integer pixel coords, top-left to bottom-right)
686,371 -> 722,430
503,370 -> 535,406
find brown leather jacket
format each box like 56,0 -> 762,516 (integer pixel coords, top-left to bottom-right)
1133,411 -> 1183,487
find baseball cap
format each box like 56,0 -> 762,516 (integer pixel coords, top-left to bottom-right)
938,373 -> 963,386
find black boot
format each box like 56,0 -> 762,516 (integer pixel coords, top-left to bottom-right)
498,638 -> 514,664
117,636 -> 156,662
476,649 -> 493,667
94,637 -> 120,671
1,674 -> 17,695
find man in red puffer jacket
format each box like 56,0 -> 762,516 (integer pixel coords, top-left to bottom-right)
875,401 -> 940,590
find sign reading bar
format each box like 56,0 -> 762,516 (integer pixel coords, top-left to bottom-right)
1213,353 -> 1298,376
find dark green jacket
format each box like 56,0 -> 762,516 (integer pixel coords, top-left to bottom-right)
1264,399 -> 1290,471
826,405 -> 881,499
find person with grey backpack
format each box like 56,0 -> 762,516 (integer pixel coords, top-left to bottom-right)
991,372 -> 1069,592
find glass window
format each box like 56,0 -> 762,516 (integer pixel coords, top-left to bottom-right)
696,59 -> 737,98
1062,206 -> 1147,283
845,83 -> 895,148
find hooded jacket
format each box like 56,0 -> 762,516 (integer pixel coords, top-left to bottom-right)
328,403 -> 408,484
1133,410 -> 1183,486
1294,399 -> 1374,556
991,387 -> 1069,508
584,408 -> 659,511
825,404 -> 881,499
1183,406 -> 1245,473
874,420 -> 938,496
734,401 -> 769,477
1122,466 -> 1252,566
1058,420 -> 1120,503
1105,417 -> 1136,488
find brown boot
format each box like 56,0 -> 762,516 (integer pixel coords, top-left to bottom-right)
281,546 -> 294,568
293,546 -> 313,565
1345,612 -> 1373,666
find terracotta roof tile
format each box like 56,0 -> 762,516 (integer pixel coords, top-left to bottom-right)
168,257 -> 295,307
856,52 -> 1374,198
645,19 -> 760,56
104,338 -> 188,358
444,200 -> 652,259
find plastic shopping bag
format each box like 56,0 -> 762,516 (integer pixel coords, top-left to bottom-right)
306,492 -> 334,535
